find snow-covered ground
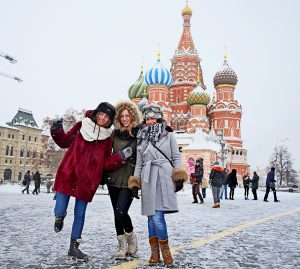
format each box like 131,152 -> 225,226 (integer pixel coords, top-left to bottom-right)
0,183 -> 299,269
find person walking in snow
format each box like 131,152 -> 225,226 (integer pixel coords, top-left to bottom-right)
209,161 -> 224,208
227,169 -> 238,200
128,104 -> 188,267
50,102 -> 132,261
220,168 -> 228,199
105,100 -> 142,259
250,171 -> 259,200
263,167 -> 279,202
22,170 -> 31,194
243,174 -> 250,200
32,170 -> 41,195
191,158 -> 204,204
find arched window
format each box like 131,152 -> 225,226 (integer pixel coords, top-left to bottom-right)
40,152 -> 44,159
32,150 -> 36,158
27,150 -> 30,158
240,151 -> 243,155
10,146 -> 13,156
6,146 -> 9,156
232,150 -> 235,155
20,149 -> 24,157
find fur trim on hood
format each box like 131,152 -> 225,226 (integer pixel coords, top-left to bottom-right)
114,100 -> 142,130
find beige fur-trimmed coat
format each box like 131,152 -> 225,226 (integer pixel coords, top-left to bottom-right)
131,131 -> 186,216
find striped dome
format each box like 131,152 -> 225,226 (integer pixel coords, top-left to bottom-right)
145,59 -> 172,87
128,70 -> 147,100
213,60 -> 238,87
187,83 -> 210,106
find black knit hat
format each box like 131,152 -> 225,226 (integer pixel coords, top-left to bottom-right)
91,102 -> 116,128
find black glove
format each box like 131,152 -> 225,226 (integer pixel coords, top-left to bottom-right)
120,147 -> 133,160
175,180 -> 184,192
131,186 -> 140,199
51,118 -> 63,131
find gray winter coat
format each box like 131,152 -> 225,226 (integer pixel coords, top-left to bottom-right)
134,132 -> 182,216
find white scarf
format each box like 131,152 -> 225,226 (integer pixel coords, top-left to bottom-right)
80,117 -> 113,142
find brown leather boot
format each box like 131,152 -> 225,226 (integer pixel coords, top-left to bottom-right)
159,239 -> 174,266
149,236 -> 160,265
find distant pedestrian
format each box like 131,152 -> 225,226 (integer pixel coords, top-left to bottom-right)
264,167 -> 279,202
187,158 -> 195,185
227,169 -> 238,200
209,161 -> 224,208
243,174 -> 250,200
250,171 -> 259,200
22,170 -> 31,194
191,158 -> 204,204
220,168 -> 228,199
32,170 -> 41,195
201,178 -> 208,198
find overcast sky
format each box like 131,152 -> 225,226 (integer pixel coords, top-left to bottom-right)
1,0 -> 299,171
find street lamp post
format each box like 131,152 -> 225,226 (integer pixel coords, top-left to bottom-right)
217,128 -> 226,168
0,51 -> 23,82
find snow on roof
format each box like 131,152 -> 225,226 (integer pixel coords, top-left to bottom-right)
183,128 -> 220,151
0,123 -> 20,131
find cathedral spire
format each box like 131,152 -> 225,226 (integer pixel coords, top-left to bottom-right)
177,1 -> 196,55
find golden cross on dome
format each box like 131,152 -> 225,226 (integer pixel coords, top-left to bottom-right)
224,44 -> 228,62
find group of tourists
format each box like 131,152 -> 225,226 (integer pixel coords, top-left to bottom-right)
50,101 -> 188,266
21,170 -> 41,195
187,159 -> 279,208
49,100 -> 280,266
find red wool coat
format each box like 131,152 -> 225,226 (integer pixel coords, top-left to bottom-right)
51,121 -> 124,202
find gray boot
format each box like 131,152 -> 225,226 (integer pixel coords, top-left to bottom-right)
68,238 -> 88,261
126,231 -> 138,256
115,234 -> 128,259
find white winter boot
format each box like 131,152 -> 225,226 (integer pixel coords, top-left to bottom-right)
115,234 -> 128,259
126,231 -> 138,256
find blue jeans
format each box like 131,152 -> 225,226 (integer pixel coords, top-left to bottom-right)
148,211 -> 168,240
54,192 -> 88,240
220,184 -> 228,199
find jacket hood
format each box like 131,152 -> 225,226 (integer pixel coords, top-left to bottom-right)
212,164 -> 223,172
114,100 -> 142,130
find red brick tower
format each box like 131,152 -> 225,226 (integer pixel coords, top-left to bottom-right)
169,1 -> 205,131
209,54 -> 248,177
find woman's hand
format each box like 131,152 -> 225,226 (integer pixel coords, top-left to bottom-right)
131,186 -> 140,199
51,118 -> 63,131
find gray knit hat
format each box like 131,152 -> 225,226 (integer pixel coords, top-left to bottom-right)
142,103 -> 163,120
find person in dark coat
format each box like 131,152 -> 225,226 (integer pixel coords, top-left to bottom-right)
32,170 -> 41,195
209,161 -> 224,208
106,100 -> 142,259
220,168 -> 228,199
128,103 -> 188,267
243,174 -> 250,200
191,158 -> 204,203
51,102 -> 131,261
227,169 -> 238,200
22,170 -> 31,194
264,167 -> 279,202
250,171 -> 259,200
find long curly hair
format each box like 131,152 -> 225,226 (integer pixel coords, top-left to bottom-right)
114,100 -> 142,136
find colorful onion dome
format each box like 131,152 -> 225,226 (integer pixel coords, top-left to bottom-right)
145,56 -> 172,87
187,83 -> 210,106
128,68 -> 147,100
138,90 -> 148,111
182,1 -> 192,16
213,57 -> 238,87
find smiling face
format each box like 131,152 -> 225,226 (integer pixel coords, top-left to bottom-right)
145,118 -> 157,126
120,109 -> 132,128
96,112 -> 110,127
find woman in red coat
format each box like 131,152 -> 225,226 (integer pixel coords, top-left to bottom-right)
51,102 -> 132,261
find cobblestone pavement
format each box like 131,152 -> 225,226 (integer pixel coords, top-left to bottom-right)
1,184 -> 299,269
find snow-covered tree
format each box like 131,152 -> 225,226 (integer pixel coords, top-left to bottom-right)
269,145 -> 298,186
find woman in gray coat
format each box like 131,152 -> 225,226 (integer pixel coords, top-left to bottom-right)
128,104 -> 188,267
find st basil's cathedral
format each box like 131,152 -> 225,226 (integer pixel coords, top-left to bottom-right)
128,2 -> 248,180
